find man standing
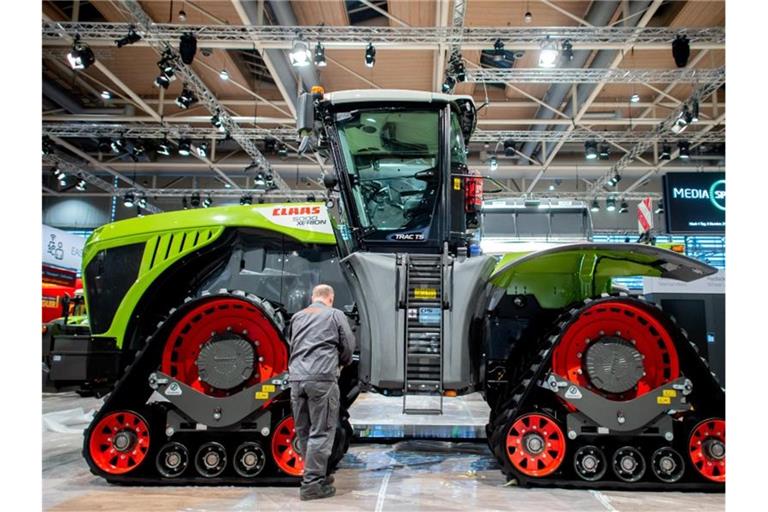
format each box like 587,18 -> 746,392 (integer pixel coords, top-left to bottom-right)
287,284 -> 355,501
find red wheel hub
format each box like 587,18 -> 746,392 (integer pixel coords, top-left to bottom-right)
552,300 -> 680,402
689,418 -> 725,483
161,297 -> 287,397
271,416 -> 304,476
505,413 -> 566,477
88,411 -> 150,475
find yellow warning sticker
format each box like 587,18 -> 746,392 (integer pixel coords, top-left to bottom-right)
262,384 -> 276,393
255,391 -> 269,400
657,396 -> 671,405
414,288 -> 438,299
453,177 -> 461,190
662,389 -> 677,398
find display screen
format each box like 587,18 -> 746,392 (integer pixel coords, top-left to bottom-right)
663,172 -> 725,234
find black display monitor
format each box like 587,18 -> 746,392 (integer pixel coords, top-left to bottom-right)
662,172 -> 725,234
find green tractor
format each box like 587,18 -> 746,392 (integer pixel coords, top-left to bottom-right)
80,89 -> 724,489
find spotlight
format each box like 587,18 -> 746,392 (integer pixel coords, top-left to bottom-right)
561,39 -> 574,62
493,39 -> 505,62
116,26 -> 142,48
599,144 -> 610,160
538,37 -> 559,68
489,154 -> 498,172
58,174 -> 68,187
76,179 -> 87,192
196,142 -> 208,158
660,142 -> 671,160
254,172 -> 266,189
524,11 -> 533,24
66,37 -> 95,70
178,9 -> 187,22
219,69 -> 229,80
290,39 -> 311,67
182,196 -> 188,209
655,200 -> 664,214
607,173 -> 622,186
178,139 -> 192,156
175,88 -> 197,109
590,199 -> 600,212
619,201 -> 629,213
630,93 -> 640,103
100,90 -> 112,100
672,34 -> 690,68
179,33 -> 197,65
111,137 -> 126,154
548,183 -> 555,191
137,195 -> 147,209
450,54 -> 466,82
130,140 -> 146,161
503,140 -> 516,157
155,139 -> 171,156
211,112 -> 225,132
154,74 -> 171,89
123,192 -> 135,208
364,42 -> 376,68
584,140 -> 598,160
240,194 -> 253,205
202,194 -> 213,208
442,74 -> 456,93
606,197 -> 617,212
97,138 -> 111,153
190,192 -> 201,208
42,136 -> 54,155
678,140 -> 690,159
277,144 -> 289,158
314,42 -> 327,67
670,107 -> 690,134
691,98 -> 700,122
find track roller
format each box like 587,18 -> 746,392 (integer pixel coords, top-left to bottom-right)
504,413 -> 566,477
612,446 -> 646,482
233,442 -> 267,478
195,442 -> 228,478
87,411 -> 150,475
271,416 -> 304,476
651,447 -> 685,483
156,442 -> 189,478
573,445 -> 607,481
689,418 -> 725,483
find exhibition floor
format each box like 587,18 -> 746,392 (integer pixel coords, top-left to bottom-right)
43,392 -> 724,511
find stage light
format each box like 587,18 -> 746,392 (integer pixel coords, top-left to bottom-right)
584,140 -> 598,160
539,37 -> 559,68
599,144 -> 610,160
154,74 -> 170,89
660,142 -> 671,160
179,33 -> 197,65
219,69 -> 229,80
137,194 -> 147,209
314,42 -> 327,67
619,201 -> 629,213
691,98 -> 700,122
672,34 -> 690,68
155,139 -> 171,156
561,39 -> 574,62
100,90 -> 112,100
630,93 -> 640,103
202,194 -> 213,208
590,199 -> 600,212
42,136 -> 54,155
67,37 -> 95,70
606,197 -> 617,212
290,39 -> 311,67
190,192 -> 201,208
607,173 -> 622,187
175,88 -> 196,109
178,139 -> 192,156
278,144 -> 289,158
116,26 -> 141,48
211,112 -> 225,132
442,75 -> 456,93
76,179 -> 87,192
123,192 -> 135,207
524,11 -> 533,23
240,194 -> 253,205
654,200 -> 664,214
111,137 -> 126,154
364,42 -> 376,68
489,154 -> 498,172
678,140 -> 690,159
196,142 -> 208,158
493,39 -> 505,62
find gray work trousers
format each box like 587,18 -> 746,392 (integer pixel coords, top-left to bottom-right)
290,380 -> 340,486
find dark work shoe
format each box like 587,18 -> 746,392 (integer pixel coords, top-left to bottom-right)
324,474 -> 335,485
300,483 -> 336,501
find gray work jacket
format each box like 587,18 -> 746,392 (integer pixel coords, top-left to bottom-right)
287,301 -> 355,382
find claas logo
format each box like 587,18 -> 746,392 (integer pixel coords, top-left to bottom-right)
272,206 -> 322,216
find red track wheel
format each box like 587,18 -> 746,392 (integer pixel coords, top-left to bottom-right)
160,296 -> 288,397
552,299 -> 680,402
505,413 -> 566,477
689,418 -> 725,483
88,411 -> 150,475
271,416 -> 304,476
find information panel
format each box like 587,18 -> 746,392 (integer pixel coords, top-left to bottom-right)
662,172 -> 725,234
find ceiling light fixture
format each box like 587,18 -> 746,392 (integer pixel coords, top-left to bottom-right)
660,141 -> 671,160
364,42 -> 376,68
630,93 -> 640,103
524,11 -> 533,23
670,106 -> 691,134
219,69 -> 229,80
178,139 -> 192,156
493,39 -> 505,62
590,199 -> 600,212
175,87 -> 197,109
607,172 -> 622,187
678,140 -> 691,159
442,74 -> 456,94
196,142 -> 208,158
137,194 -> 147,209
599,144 -> 610,160
76,179 -> 87,192
66,36 -> 95,70
100,90 -> 112,100
538,36 -> 559,68
606,197 -> 617,212
202,194 -> 213,208
561,39 -> 574,62
110,137 -> 125,154
289,39 -> 311,67
123,192 -> 135,208
584,140 -> 598,160
179,32 -> 197,65
115,26 -> 142,48
190,192 -> 201,208
672,34 -> 690,68
211,111 -> 225,132
619,201 -> 629,213
240,194 -> 253,205
314,42 -> 327,67
654,200 -> 664,214
489,154 -> 498,172
155,139 -> 171,156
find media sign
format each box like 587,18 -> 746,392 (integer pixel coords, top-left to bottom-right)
662,172 -> 725,234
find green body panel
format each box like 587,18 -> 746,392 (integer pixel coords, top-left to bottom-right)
82,203 -> 335,349
489,246 -> 665,309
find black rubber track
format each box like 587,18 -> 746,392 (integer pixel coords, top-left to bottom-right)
486,294 -> 725,491
82,290 -> 351,485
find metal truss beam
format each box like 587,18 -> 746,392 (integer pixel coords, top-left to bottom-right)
44,189 -> 326,201
121,1 -> 288,191
472,129 -> 724,144
42,22 -> 724,50
465,67 -> 724,84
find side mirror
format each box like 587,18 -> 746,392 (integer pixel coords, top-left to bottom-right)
323,173 -> 339,189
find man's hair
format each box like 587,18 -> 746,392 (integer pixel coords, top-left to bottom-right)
312,284 -> 334,300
